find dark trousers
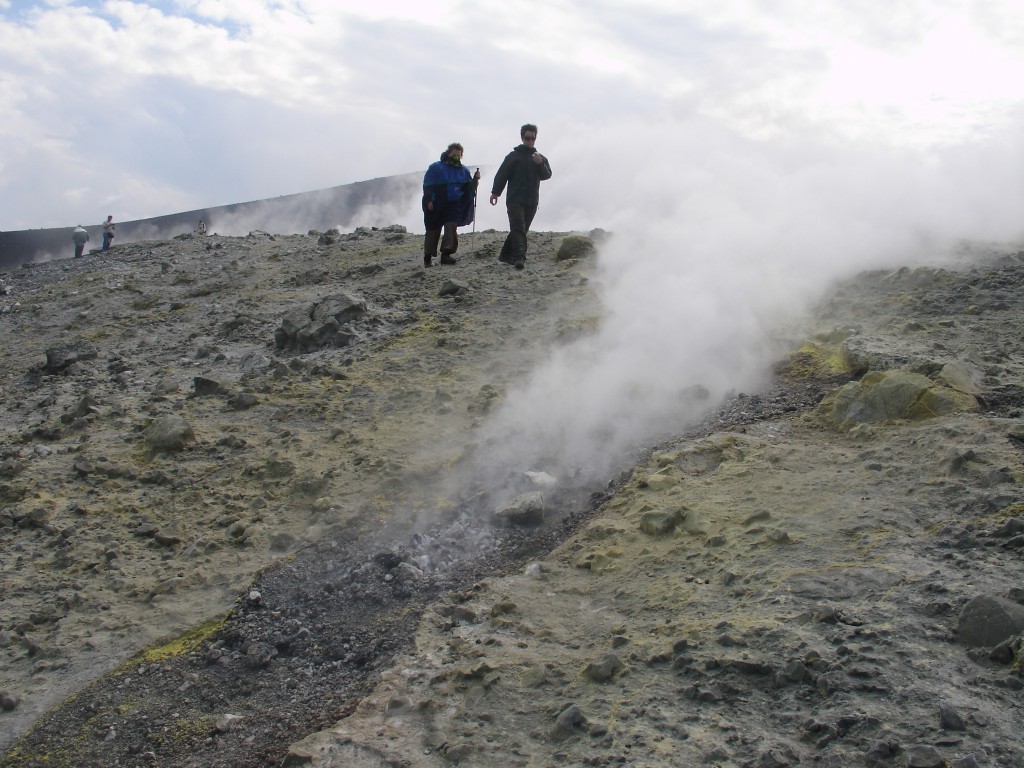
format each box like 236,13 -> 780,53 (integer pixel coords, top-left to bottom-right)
499,204 -> 537,264
74,243 -> 85,258
424,221 -> 459,258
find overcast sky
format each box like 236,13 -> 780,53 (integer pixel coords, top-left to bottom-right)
2,0 -> 1023,234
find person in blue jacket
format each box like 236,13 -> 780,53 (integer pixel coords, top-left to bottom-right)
422,142 -> 480,267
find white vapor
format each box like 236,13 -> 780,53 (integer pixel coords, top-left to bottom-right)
464,112 -> 1024,488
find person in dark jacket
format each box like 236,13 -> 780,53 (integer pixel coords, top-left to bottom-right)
71,225 -> 90,258
422,142 -> 480,267
489,123 -> 552,270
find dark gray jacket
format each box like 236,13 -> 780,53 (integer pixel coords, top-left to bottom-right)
491,145 -> 552,206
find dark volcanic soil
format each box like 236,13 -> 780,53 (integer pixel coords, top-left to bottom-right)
0,366 -> 839,768
1,376 -> 839,768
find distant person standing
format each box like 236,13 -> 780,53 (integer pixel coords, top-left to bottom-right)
72,225 -> 89,258
489,123 -> 552,270
197,219 -> 208,236
101,215 -> 115,251
422,142 -> 480,267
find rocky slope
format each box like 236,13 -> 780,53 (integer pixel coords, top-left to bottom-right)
290,248 -> 1024,768
2,231 -> 1024,768
0,225 -> 608,765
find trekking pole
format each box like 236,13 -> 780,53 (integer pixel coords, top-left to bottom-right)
471,168 -> 478,255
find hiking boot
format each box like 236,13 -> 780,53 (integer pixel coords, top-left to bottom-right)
514,260 -> 525,270
440,253 -> 457,265
498,253 -> 515,265
424,255 -> 433,267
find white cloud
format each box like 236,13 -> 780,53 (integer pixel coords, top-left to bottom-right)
1,0 -> 1022,233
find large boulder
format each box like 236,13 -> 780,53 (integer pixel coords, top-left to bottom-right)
44,341 -> 98,374
958,594 -> 1024,648
275,292 -> 366,352
556,234 -> 596,261
817,370 -> 977,429
311,292 -> 367,325
493,492 -> 545,527
144,415 -> 195,452
937,360 -> 985,395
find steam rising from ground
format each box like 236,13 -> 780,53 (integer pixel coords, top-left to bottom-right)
195,176 -> 425,237
452,116 -> 1024,501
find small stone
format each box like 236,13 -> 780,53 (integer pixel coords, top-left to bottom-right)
939,702 -> 966,731
906,744 -> 945,768
245,641 -> 277,669
583,653 -> 624,682
520,665 -> 547,687
865,739 -> 899,764
152,377 -> 179,395
645,472 -> 676,491
437,280 -> 469,297
1,690 -> 21,711
144,415 -> 195,452
147,577 -> 183,600
228,392 -> 259,410
491,601 -> 518,617
551,704 -> 588,741
193,376 -> 229,397
153,528 -> 182,547
443,742 -> 474,762
784,660 -> 811,683
639,507 -> 686,536
215,713 -> 245,733
132,522 -> 159,538
951,755 -> 982,768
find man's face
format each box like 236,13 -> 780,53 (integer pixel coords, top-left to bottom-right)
522,132 -> 537,143
449,148 -> 463,159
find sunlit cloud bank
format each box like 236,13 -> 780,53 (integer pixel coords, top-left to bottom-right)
3,1 -> 1024,231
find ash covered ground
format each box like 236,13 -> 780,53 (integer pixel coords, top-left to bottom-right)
2,230 -> 1024,768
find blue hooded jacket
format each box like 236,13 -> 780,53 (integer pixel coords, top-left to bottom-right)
423,152 -> 477,229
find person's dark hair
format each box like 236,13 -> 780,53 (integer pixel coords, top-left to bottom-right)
446,142 -> 464,155
520,124 -> 538,138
